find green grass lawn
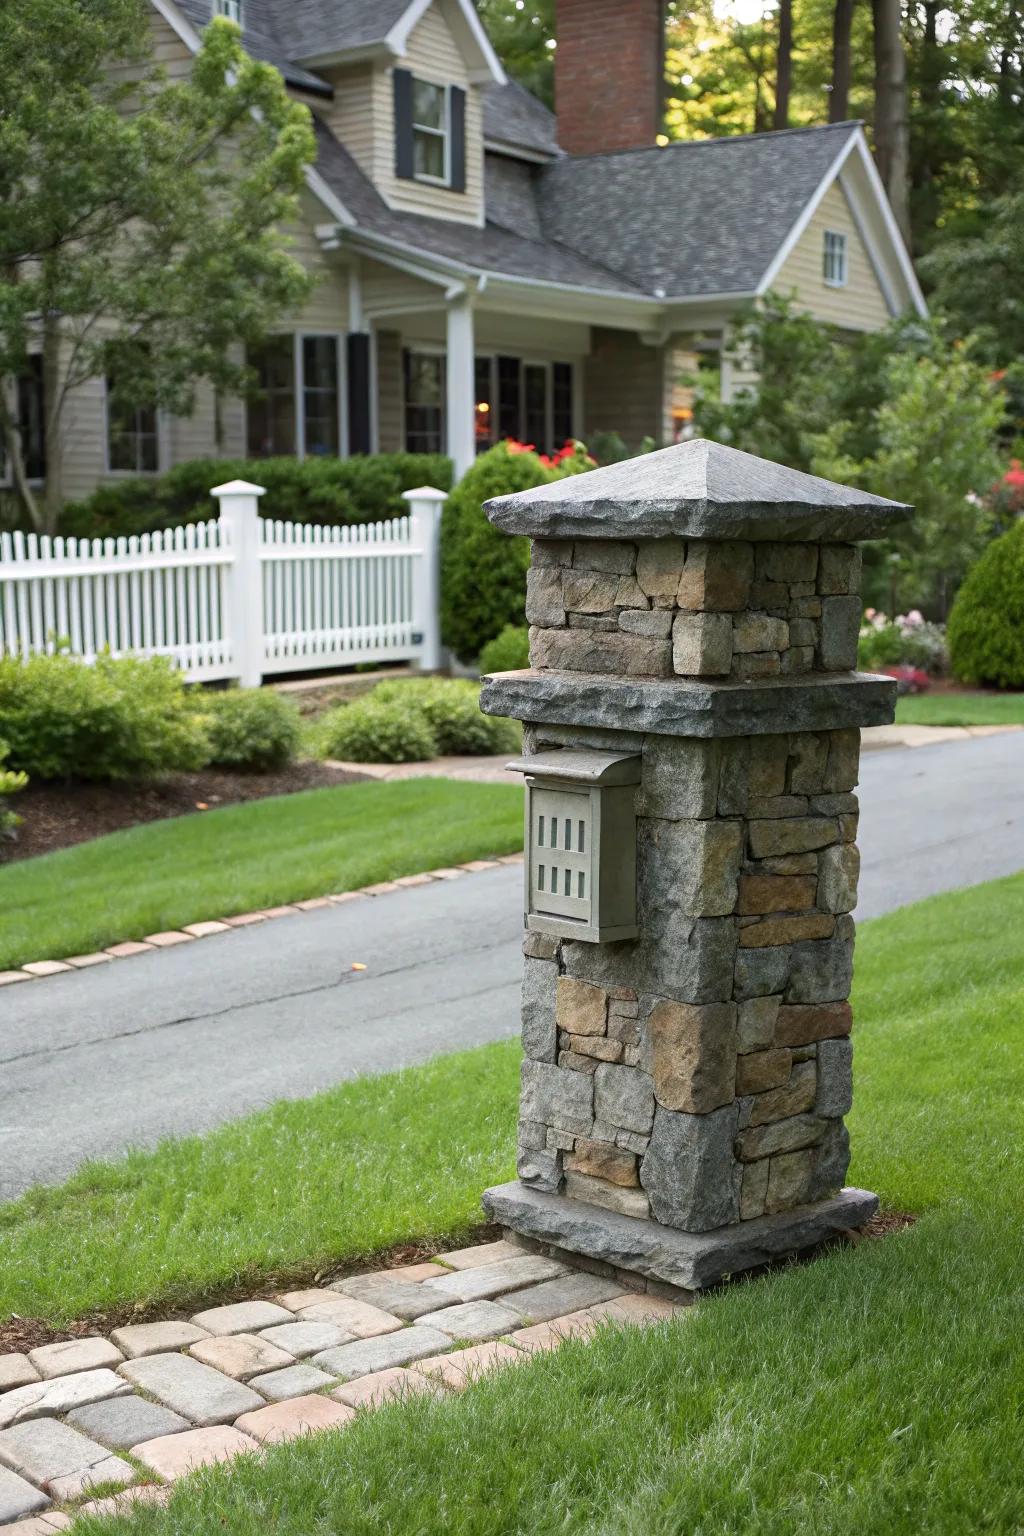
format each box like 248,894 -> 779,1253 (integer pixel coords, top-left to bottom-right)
894,689 -> 1024,727
2,873 -> 1022,1533
0,779 -> 523,971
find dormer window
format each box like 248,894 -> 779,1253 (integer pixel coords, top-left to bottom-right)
393,70 -> 467,194
823,230 -> 848,287
412,80 -> 449,183
213,0 -> 242,22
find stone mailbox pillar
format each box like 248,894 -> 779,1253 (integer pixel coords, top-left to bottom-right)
479,439 -> 909,1294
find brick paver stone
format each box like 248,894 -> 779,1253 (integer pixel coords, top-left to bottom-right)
234,1395 -> 355,1447
291,1296 -> 404,1339
77,1485 -> 171,1518
0,972 -> 31,987
28,1338 -> 124,1380
508,1315 -> 601,1353
588,1294 -> 683,1324
376,1263 -> 448,1283
412,1342 -> 523,1391
311,1326 -> 452,1381
21,962 -> 72,977
0,1465 -> 50,1524
66,1395 -> 190,1450
257,1322 -> 348,1359
119,1355 -> 263,1427
0,1356 -> 39,1393
189,1334 -> 294,1382
104,942 -> 152,958
66,954 -> 111,968
330,1277 -> 451,1321
419,1255 -> 567,1305
0,1512 -> 71,1534
189,1301 -> 293,1336
415,1301 -> 521,1342
109,1321 -> 210,1359
331,1368 -> 441,1411
130,1426 -> 257,1482
0,1420 -> 134,1501
433,1241 -> 525,1270
0,1371 -> 130,1431
247,1364 -> 336,1402
501,1274 -> 625,1325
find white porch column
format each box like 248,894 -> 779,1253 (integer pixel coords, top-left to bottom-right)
446,290 -> 476,481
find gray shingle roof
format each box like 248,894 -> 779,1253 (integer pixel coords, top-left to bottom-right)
536,122 -> 860,298
313,124 -> 647,295
276,0 -> 414,61
175,0 -> 334,93
482,81 -> 559,159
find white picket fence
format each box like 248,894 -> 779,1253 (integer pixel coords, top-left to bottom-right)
0,480 -> 446,686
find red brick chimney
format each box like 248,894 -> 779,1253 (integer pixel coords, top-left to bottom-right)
555,0 -> 665,156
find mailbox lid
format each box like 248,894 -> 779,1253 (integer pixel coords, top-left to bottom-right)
507,750 -> 641,786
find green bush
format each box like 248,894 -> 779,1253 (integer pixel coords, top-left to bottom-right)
479,624 -> 529,674
202,688 -> 301,772
857,615 -> 948,674
373,679 -> 520,756
0,740 -> 28,839
59,453 -> 454,539
440,442 -> 561,663
321,695 -> 438,764
321,678 -> 519,764
948,522 -> 1024,687
0,653 -> 209,781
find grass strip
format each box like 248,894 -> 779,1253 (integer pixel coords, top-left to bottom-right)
894,690 -> 1024,727
0,778 -> 523,971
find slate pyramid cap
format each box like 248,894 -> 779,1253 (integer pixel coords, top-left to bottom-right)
484,439 -> 913,543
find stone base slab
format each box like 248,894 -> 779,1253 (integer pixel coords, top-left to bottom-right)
482,1181 -> 879,1292
480,670 -> 896,739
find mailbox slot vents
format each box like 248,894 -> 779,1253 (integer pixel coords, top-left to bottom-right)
508,749 -> 640,943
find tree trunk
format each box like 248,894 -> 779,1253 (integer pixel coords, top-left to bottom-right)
830,0 -> 854,122
872,0 -> 911,248
41,312 -> 64,537
774,0 -> 793,129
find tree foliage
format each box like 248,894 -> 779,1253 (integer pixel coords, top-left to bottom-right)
694,296 -> 1005,617
0,0 -> 316,531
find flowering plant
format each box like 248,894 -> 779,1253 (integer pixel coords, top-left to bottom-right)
503,439 -> 596,474
858,610 -> 948,674
987,459 -> 1024,523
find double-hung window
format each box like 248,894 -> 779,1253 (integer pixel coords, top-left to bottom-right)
412,79 -> 449,183
823,230 -> 848,287
213,0 -> 242,21
247,335 -> 341,459
106,377 -> 159,475
403,350 -> 445,454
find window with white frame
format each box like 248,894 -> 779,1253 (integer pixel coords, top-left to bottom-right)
412,79 -> 449,183
410,353 -> 576,458
246,334 -> 342,460
106,377 -> 159,474
823,230 -> 848,287
404,350 -> 445,454
213,0 -> 242,22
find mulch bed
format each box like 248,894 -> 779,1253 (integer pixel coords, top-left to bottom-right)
3,761 -> 369,865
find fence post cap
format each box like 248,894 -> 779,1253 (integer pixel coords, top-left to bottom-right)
212,479 -> 267,498
484,438 -> 912,544
402,486 -> 448,503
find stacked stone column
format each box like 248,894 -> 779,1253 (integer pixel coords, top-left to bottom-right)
480,441 -> 908,1291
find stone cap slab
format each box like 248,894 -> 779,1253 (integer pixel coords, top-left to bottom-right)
506,750 -> 641,786
484,439 -> 911,543
481,669 -> 897,738
482,1180 -> 879,1291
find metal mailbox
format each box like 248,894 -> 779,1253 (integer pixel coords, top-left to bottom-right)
508,750 -> 641,943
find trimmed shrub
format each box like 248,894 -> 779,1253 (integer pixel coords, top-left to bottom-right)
59,453 -> 454,539
202,688 -> 301,772
321,695 -> 438,764
0,653 -> 209,781
479,625 -> 529,675
0,741 -> 28,839
372,679 -> 520,756
440,442 -> 561,663
948,521 -> 1024,688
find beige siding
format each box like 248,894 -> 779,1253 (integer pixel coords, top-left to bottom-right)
320,65 -> 377,183
776,181 -> 891,330
584,329 -> 663,452
375,330 -> 403,452
107,11 -> 194,87
374,1 -> 485,227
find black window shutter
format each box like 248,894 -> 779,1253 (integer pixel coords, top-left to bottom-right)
394,69 -> 414,181
346,333 -> 372,456
449,86 -> 467,193
497,356 -> 521,441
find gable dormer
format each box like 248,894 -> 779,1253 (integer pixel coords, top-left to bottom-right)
300,0 -> 504,229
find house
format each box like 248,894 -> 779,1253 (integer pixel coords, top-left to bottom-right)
27,0 -> 927,503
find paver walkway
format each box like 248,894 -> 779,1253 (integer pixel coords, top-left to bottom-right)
0,1242 -> 684,1531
